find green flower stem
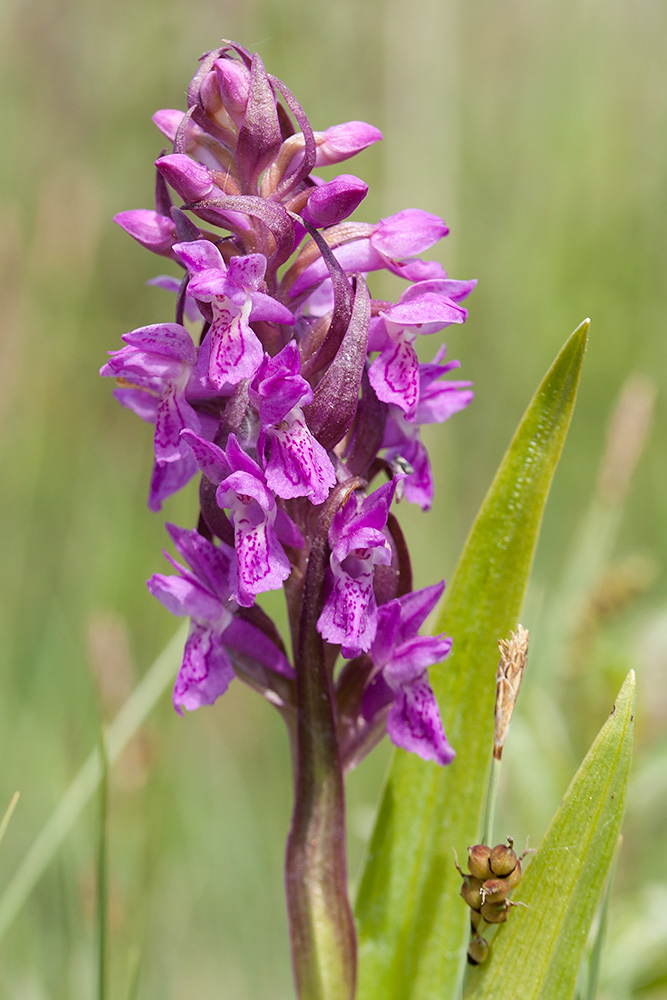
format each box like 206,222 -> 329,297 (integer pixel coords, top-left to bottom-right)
285,489 -> 357,1000
481,756 -> 502,849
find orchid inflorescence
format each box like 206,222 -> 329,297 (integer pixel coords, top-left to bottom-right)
101,39 -> 475,773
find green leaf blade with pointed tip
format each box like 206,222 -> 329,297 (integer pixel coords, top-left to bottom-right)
355,321 -> 589,1000
465,670 -> 635,1000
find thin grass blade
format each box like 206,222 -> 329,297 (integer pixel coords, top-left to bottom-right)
0,793 -> 20,851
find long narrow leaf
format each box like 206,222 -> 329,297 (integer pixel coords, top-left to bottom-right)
356,321 -> 589,1000
465,670 -> 635,1000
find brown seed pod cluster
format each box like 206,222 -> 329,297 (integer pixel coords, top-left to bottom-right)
455,837 -> 528,964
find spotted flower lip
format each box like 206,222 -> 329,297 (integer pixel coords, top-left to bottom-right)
106,41 -> 475,770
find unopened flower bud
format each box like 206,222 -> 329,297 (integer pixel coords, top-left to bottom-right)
467,935 -> 489,965
489,840 -> 519,877
467,844 -> 493,880
214,58 -> 251,128
301,174 -> 368,229
480,898 -> 510,924
460,875 -> 484,911
156,154 -> 215,202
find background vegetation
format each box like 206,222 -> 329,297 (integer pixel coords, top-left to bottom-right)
0,0 -> 664,996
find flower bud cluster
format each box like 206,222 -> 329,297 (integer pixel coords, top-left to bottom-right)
101,40 -> 476,770
456,838 -> 527,963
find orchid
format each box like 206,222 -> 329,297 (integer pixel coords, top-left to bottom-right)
102,39 -> 478,999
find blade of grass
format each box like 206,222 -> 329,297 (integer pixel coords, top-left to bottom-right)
125,947 -> 142,1000
0,793 -> 20,850
355,321 -> 589,1000
465,671 -> 635,1000
0,623 -> 187,943
97,733 -> 109,1000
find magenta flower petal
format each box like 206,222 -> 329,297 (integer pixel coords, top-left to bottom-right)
317,479 -> 398,655
371,209 -> 449,258
172,620 -> 236,713
387,679 -> 455,765
362,584 -> 454,764
173,239 -> 225,275
263,413 -> 336,504
368,330 -> 420,416
114,209 -> 176,256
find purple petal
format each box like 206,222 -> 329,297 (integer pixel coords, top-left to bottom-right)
165,523 -> 235,599
122,323 -> 197,365
387,678 -> 455,765
223,617 -> 293,677
399,277 -> 477,304
112,387 -> 158,423
173,239 -> 225,276
317,566 -> 378,656
384,294 -> 468,328
148,452 -> 198,511
154,385 -> 201,462
152,109 -> 184,142
383,634 -> 453,686
250,342 -> 311,425
368,333 -> 420,416
173,620 -> 235,713
263,413 -> 336,504
230,504 -> 291,606
249,291 -> 294,324
147,571 -> 226,624
275,508 -> 305,549
372,209 -> 449,258
114,210 -> 176,255
180,429 -> 229,484
208,307 -> 264,387
227,253 -> 266,291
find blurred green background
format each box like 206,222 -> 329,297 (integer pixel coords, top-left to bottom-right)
0,0 -> 665,996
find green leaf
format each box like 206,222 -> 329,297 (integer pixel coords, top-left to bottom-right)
355,321 -> 589,1000
465,670 -> 635,1000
